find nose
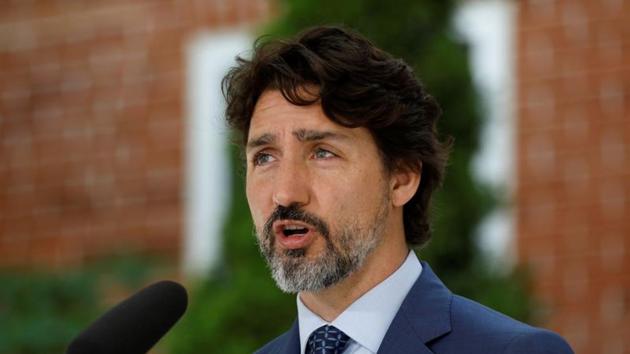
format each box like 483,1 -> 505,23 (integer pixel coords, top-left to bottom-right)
272,160 -> 310,208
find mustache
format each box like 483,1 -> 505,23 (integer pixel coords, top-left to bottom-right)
263,203 -> 330,240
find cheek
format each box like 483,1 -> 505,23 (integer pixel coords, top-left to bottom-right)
246,178 -> 268,230
314,169 -> 385,217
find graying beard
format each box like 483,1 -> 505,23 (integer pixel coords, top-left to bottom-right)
256,193 -> 389,294
270,249 -> 351,293
265,220 -> 383,293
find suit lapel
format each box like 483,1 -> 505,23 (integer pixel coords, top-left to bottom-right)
377,262 -> 452,354
272,262 -> 452,354
275,320 -> 300,354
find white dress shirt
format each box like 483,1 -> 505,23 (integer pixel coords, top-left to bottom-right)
297,251 -> 422,354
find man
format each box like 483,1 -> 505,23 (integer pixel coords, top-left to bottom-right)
222,26 -> 573,354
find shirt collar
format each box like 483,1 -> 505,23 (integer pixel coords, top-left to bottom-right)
297,250 -> 422,353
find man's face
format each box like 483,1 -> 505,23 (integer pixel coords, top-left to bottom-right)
245,90 -> 394,293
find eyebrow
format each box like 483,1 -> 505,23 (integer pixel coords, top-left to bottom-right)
246,129 -> 349,151
294,129 -> 349,142
247,133 -> 275,150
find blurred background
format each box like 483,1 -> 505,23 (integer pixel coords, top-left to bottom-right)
0,0 -> 628,353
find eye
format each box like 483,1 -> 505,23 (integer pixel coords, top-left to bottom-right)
313,148 -> 335,159
252,152 -> 275,166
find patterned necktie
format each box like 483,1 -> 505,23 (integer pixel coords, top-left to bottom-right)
306,325 -> 351,354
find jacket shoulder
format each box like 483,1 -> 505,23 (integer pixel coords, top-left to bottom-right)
430,295 -> 573,354
504,329 -> 574,354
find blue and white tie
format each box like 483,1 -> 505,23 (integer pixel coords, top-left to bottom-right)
306,325 -> 350,354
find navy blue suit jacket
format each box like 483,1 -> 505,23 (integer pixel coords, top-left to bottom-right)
255,262 -> 574,354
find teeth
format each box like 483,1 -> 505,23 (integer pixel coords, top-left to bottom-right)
284,225 -> 304,230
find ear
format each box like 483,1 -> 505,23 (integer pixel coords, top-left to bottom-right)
390,163 -> 421,207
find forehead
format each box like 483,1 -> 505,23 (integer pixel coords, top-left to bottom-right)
248,90 -> 367,144
250,90 -> 329,130
246,90 -> 390,174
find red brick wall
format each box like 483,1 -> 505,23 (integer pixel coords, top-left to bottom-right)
516,1 -> 629,353
0,0 -> 272,269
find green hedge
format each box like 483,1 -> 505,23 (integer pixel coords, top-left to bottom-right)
0,256 -> 163,354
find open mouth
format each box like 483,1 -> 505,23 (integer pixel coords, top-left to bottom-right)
282,225 -> 309,237
272,220 -> 315,249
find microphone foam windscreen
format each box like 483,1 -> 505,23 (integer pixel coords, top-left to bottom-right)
66,280 -> 188,354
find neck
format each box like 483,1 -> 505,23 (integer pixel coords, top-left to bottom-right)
299,233 -> 409,322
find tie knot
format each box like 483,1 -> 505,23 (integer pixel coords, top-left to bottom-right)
306,325 -> 350,354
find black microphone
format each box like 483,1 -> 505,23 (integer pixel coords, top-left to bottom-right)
66,280 -> 188,354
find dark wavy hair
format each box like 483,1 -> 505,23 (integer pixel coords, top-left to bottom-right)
222,25 -> 449,248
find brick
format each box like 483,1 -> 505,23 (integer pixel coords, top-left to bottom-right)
517,0 -> 630,349
599,234 -> 626,274
520,0 -> 559,28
